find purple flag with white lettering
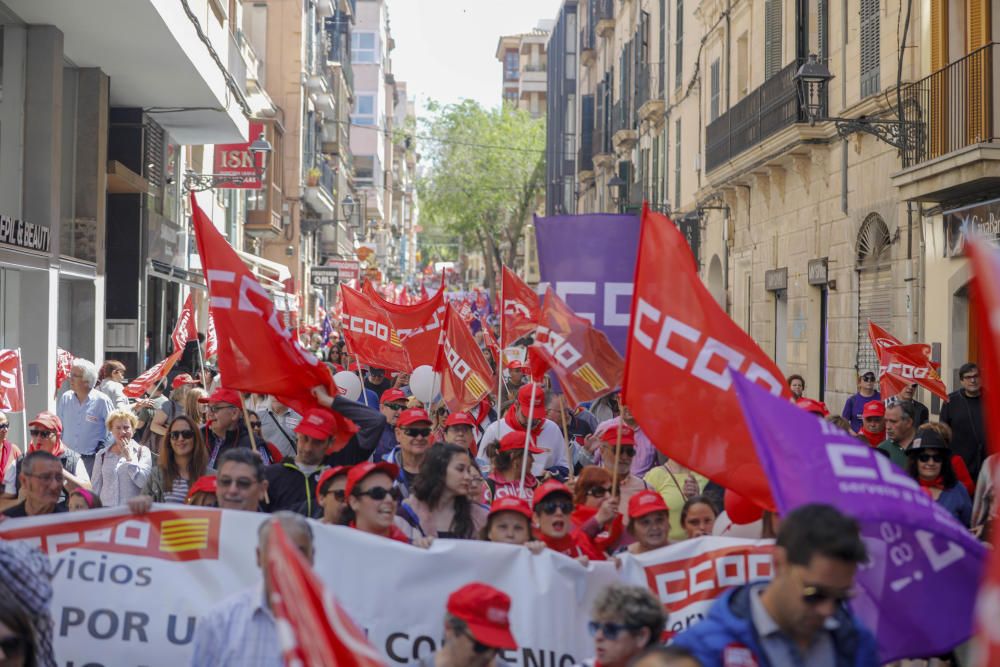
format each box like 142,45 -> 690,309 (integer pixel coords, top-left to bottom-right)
534,213 -> 638,354
731,373 -> 986,662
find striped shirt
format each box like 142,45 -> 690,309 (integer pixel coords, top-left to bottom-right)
190,587 -> 282,667
162,477 -> 190,504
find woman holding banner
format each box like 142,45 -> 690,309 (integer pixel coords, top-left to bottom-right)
481,497 -> 546,553
532,479 -> 605,562
141,415 -> 213,504
397,444 -> 487,540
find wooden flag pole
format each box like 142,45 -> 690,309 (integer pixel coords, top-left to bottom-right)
610,419 -> 624,498
517,381 -> 538,497
558,394 -> 575,485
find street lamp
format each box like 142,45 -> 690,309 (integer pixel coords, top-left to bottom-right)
793,53 -> 922,162
183,132 -> 273,192
300,193 -> 358,239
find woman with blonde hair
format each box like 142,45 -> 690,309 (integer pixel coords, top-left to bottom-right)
92,409 -> 152,506
183,388 -> 208,429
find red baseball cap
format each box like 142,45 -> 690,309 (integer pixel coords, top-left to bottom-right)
198,387 -> 242,407
862,401 -> 886,418
498,431 -> 544,455
186,475 -> 217,502
628,490 -> 670,519
344,461 -> 399,499
506,360 -> 524,370
795,397 -> 830,417
295,408 -> 338,440
488,496 -> 533,521
446,583 -> 518,650
445,412 -> 477,428
397,408 -> 432,427
28,411 -> 62,434
599,424 -> 637,446
315,465 -> 351,501
380,388 -> 407,405
172,373 -> 200,389
532,479 -> 573,508
516,383 -> 544,413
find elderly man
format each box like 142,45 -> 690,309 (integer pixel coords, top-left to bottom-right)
411,582 -> 518,667
56,358 -> 114,475
190,511 -> 313,666
373,388 -> 407,461
215,448 -> 269,512
199,388 -> 258,468
264,408 -> 337,515
878,400 -> 918,468
3,451 -> 68,517
384,408 -> 433,498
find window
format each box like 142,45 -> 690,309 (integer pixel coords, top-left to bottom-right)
673,119 -> 681,208
503,90 -> 519,107
351,32 -> 377,64
736,33 -> 749,98
352,93 -> 376,125
859,0 -> 880,97
504,50 -> 519,80
658,0 -> 666,95
566,13 -> 577,54
764,0 -> 782,79
710,58 -> 721,120
652,134 -> 660,209
674,0 -> 683,87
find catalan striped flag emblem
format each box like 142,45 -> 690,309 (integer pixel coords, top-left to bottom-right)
159,518 -> 211,553
389,329 -> 403,347
574,363 -> 609,393
465,372 -> 489,398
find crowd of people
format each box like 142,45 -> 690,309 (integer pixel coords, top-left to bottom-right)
0,341 -> 994,666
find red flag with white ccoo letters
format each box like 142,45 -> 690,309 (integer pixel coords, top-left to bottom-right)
434,304 -> 494,414
339,284 -> 413,372
866,321 -> 948,401
0,349 -> 24,412
500,265 -> 540,347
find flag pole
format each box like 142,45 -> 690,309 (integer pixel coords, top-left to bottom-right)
17,348 -> 26,450
496,265 -> 505,414
239,391 -> 260,452
610,419 -> 623,499
340,336 -> 369,407
558,394 -> 575,485
517,381 -> 538,497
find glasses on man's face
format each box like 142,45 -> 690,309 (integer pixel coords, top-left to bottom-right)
962,374 -> 980,382
170,430 -> 195,441
384,403 -> 406,411
208,404 -> 236,414
25,472 -> 62,484
603,445 -> 636,459
29,429 -> 54,439
586,486 -> 611,498
402,427 -> 431,438
356,486 -> 402,502
536,499 -> 573,515
802,584 -> 854,606
917,453 -> 945,463
217,476 -> 255,490
862,375 -> 876,383
587,621 -> 638,640
459,628 -> 495,654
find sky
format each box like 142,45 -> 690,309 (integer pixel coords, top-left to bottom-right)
387,0 -> 564,116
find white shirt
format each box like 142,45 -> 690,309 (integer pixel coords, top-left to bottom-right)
97,380 -> 130,410
91,440 -> 153,507
477,418 -> 569,476
2,459 -> 15,495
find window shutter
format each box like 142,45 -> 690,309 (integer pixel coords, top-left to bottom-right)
652,134 -> 660,208
675,0 -> 684,86
674,118 -> 682,207
967,0 -> 991,143
817,0 -> 828,59
710,59 -> 721,120
929,0 -> 948,157
859,0 -> 880,98
659,0 -> 666,95
764,0 -> 782,79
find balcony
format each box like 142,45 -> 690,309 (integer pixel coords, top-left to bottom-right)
636,66 -> 665,125
705,60 -> 806,172
892,43 -> 1000,204
595,0 -> 615,38
612,99 -> 638,152
580,4 -> 596,67
303,160 -> 337,219
246,122 -> 284,236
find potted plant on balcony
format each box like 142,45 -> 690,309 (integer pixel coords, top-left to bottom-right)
306,167 -> 321,186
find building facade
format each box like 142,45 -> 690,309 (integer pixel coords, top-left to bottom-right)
546,1 -> 579,216
496,22 -> 554,118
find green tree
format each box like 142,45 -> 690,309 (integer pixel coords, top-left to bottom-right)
417,100 -> 545,296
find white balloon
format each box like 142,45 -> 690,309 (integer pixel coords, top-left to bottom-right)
409,365 -> 441,404
333,371 -> 363,402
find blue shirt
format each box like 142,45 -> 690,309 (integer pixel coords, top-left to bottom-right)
190,586 -> 282,667
56,389 -> 114,455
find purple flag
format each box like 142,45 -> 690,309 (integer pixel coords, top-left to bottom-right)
731,373 -> 986,662
533,213 -> 638,354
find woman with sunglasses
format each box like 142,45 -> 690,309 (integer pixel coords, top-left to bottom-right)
680,495 -> 718,539
906,426 -> 972,526
582,584 -> 666,667
341,462 -> 412,543
841,371 -> 881,433
481,432 -> 542,503
532,479 -> 605,562
140,415 -> 213,504
313,466 -> 350,524
570,466 -> 624,555
397,444 -> 487,540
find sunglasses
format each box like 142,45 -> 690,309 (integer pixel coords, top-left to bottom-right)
802,585 -> 854,606
862,375 -> 876,382
586,486 -> 611,498
0,423 -> 9,430
249,422 -> 262,429
603,445 -> 636,458
207,404 -> 235,413
218,476 -> 255,490
356,486 -> 402,502
402,427 -> 432,438
536,499 -> 573,515
324,489 -> 346,501
29,429 -> 54,438
169,430 -> 195,440
587,621 -> 638,640
384,403 -> 406,411
459,628 -> 495,654
917,453 -> 944,463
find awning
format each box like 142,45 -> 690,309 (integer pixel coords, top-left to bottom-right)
235,249 -> 293,287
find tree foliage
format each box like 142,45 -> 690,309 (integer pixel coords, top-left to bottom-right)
417,100 -> 545,295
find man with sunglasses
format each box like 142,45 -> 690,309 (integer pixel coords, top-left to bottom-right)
940,361 -> 987,480
575,584 -> 665,667
264,408 -> 338,515
215,448 -> 269,512
13,412 -> 90,503
673,504 -> 877,667
840,371 -> 881,433
373,388 -> 407,461
199,388 -> 260,468
384,408 -> 434,498
595,425 -> 649,508
3,450 -> 68,517
412,582 -> 518,667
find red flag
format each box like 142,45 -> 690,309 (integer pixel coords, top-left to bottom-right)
966,238 -> 1000,667
532,287 -> 624,408
191,193 -> 357,450
419,282 -> 429,300
123,351 -> 183,398
0,349 -> 25,412
362,281 -> 445,368
434,304 -> 494,414
481,316 -> 501,366
266,521 -> 385,667
501,265 -> 540,347
400,286 -> 411,306
171,294 -> 199,354
623,205 -> 789,510
339,285 -> 412,372
205,312 -> 218,359
458,298 -> 474,323
55,348 -> 74,395
866,321 -> 948,401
